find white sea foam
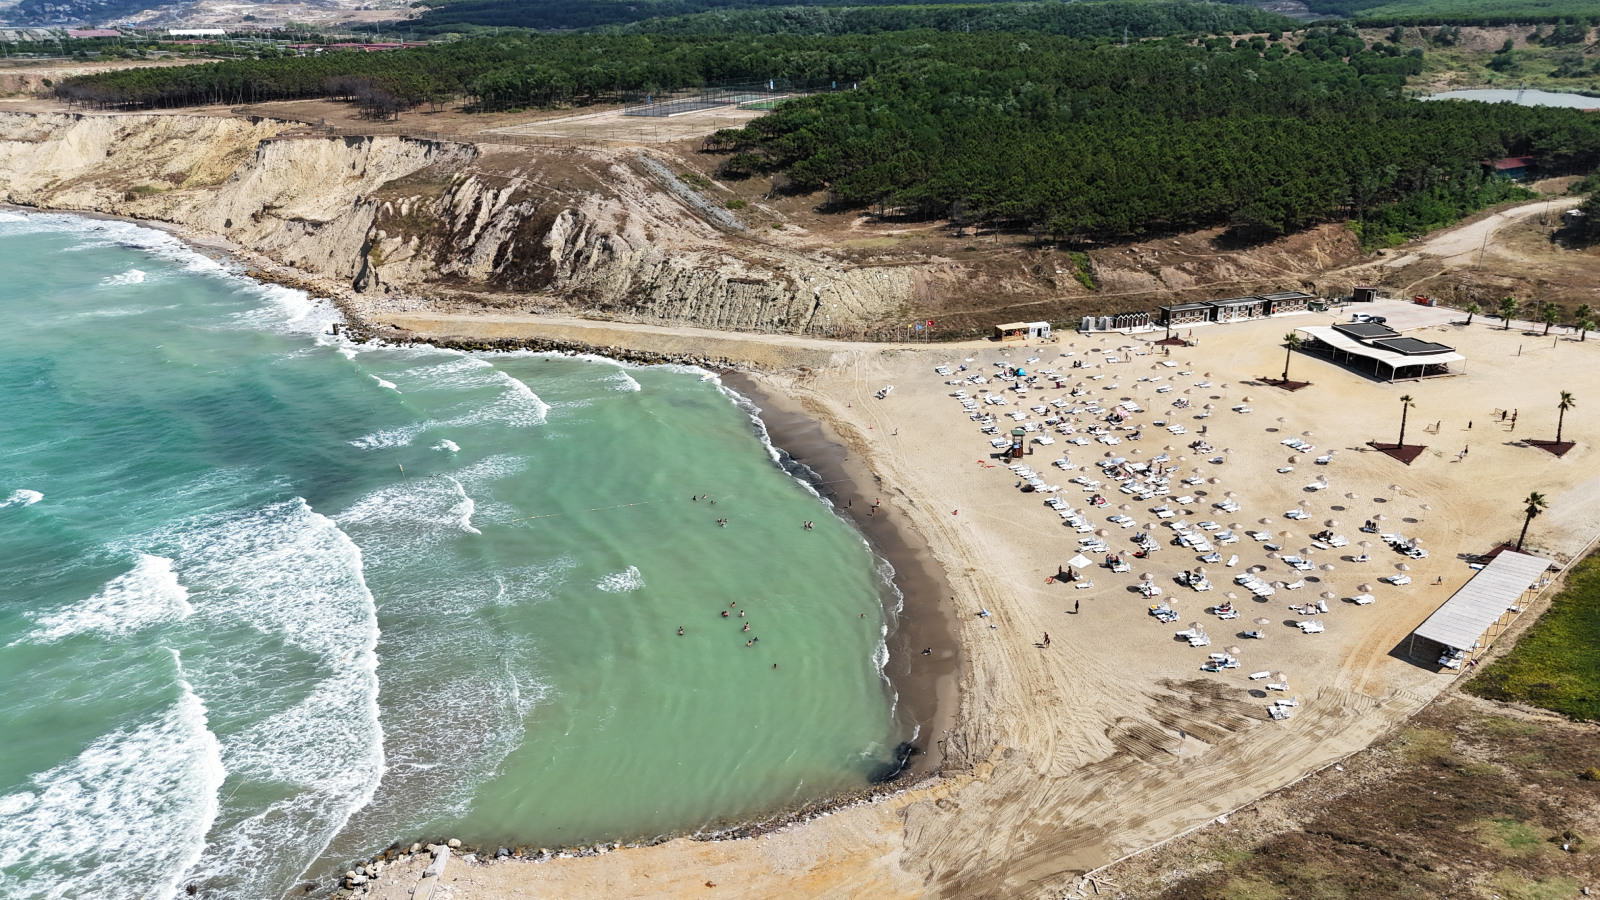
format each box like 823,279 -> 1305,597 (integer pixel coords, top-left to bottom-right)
372,375 -> 400,392
450,369 -> 550,428
432,439 -> 460,453
446,476 -> 482,535
336,475 -> 488,549
23,554 -> 192,644
101,268 -> 147,286
0,669 -> 225,900
606,369 -> 642,392
348,422 -> 428,450
118,499 -> 384,899
2,488 -> 44,508
597,566 -> 644,593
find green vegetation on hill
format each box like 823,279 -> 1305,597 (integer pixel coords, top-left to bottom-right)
54,19 -> 1600,245
608,2 -> 1294,37
1468,554 -> 1600,721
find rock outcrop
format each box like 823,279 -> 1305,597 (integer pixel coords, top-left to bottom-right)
0,111 -> 916,333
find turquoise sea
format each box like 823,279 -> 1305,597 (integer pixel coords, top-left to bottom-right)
0,212 -> 902,899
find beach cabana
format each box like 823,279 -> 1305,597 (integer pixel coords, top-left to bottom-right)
1407,550 -> 1551,668
1296,325 -> 1464,382
996,322 -> 1049,341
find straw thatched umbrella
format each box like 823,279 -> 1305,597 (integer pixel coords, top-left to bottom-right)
1225,591 -> 1239,601
1229,523 -> 1243,531
1288,455 -> 1300,463
1320,563 -> 1336,572
1277,417 -> 1288,423
1274,672 -> 1289,684
1097,529 -> 1109,536
1358,583 -> 1373,593
1259,517 -> 1273,524
1226,645 -> 1242,655
1267,551 -> 1279,559
1303,431 -> 1314,437
1396,562 -> 1410,571
1254,617 -> 1272,626
1420,503 -> 1433,511
1374,514 -> 1387,522
1298,499 -> 1311,508
1345,492 -> 1360,500
1225,490 -> 1238,498
1358,540 -> 1372,549
1325,519 -> 1339,527
1119,503 -> 1133,511
1208,477 -> 1221,484
1320,591 -> 1336,600
1141,572 -> 1155,582
1250,565 -> 1267,572
1196,566 -> 1208,575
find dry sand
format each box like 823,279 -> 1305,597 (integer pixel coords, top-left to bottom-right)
361,300 -> 1600,899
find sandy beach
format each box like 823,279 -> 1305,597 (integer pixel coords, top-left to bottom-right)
355,296 -> 1600,900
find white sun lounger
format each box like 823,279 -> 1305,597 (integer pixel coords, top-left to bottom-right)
1249,671 -> 1271,680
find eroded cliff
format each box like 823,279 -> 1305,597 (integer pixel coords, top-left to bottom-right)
0,111 -> 917,333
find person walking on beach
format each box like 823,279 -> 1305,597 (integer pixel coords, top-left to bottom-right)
1043,632 -> 1051,648
1074,599 -> 1080,615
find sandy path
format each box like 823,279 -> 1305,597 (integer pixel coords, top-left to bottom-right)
1411,195 -> 1581,262
359,299 -> 1600,900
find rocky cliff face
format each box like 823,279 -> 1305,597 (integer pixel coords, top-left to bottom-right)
0,111 -> 916,333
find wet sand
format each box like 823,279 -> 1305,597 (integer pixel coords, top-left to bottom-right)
722,371 -> 962,778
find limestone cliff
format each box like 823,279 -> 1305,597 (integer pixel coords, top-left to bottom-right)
0,111 -> 916,333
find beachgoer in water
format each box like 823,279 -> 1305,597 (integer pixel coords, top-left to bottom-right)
921,647 -> 931,656
746,640 -> 753,647
731,602 -> 737,607
773,663 -> 779,669
743,623 -> 750,632
739,610 -> 745,617
677,626 -> 684,636
721,610 -> 729,618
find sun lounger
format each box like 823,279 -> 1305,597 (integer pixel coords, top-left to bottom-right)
1218,532 -> 1239,545
1273,696 -> 1300,708
1233,405 -> 1252,413
1249,671 -> 1271,680
1285,509 -> 1308,520
1384,574 -> 1412,585
1286,579 -> 1305,590
1075,579 -> 1094,589
1350,594 -> 1375,605
1226,554 -> 1240,567
1297,620 -> 1325,634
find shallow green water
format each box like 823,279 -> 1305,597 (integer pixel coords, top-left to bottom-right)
0,212 -> 900,899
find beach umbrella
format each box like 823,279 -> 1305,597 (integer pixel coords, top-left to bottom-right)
1301,547 -> 1315,556
1389,484 -> 1401,492
1267,552 -> 1279,559
1303,431 -> 1314,437
1229,523 -> 1242,530
1208,477 -> 1221,485
1204,403 -> 1215,410
1105,451 -> 1115,457
1225,491 -> 1238,498
1196,566 -> 1208,575
1277,417 -> 1287,423
1259,517 -> 1273,524
1226,645 -> 1242,655
1274,672 -> 1289,683
1358,583 -> 1373,592
1271,580 -> 1285,588
1251,565 -> 1266,572
1320,591 -> 1336,599
1320,563 -> 1336,572
1225,591 -> 1239,600
1097,529 -> 1109,536
1165,445 -> 1175,451
1141,572 -> 1154,582
1288,455 -> 1300,463
1243,396 -> 1253,402
1345,492 -> 1359,500
1119,503 -> 1133,511
1420,503 -> 1433,511
1325,519 -> 1339,527
1254,617 -> 1272,626
1374,514 -> 1387,521
1358,540 -> 1372,548
1396,563 -> 1410,571
1298,499 -> 1310,508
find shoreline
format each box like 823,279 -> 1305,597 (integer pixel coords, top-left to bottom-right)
0,206 -> 961,888
721,371 -> 963,779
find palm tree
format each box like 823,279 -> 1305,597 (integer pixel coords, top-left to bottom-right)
1397,393 -> 1415,447
1500,296 -> 1520,330
1556,390 -> 1575,444
1579,315 -> 1595,342
1464,301 -> 1481,325
1517,491 -> 1547,551
1282,331 -> 1301,382
1577,304 -> 1594,340
1542,302 -> 1561,336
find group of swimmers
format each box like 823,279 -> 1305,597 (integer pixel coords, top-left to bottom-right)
681,602 -> 769,653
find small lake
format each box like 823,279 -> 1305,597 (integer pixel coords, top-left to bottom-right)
1423,88 -> 1600,109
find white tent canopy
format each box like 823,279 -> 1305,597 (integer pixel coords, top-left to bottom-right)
1411,550 -> 1551,652
1067,554 -> 1094,570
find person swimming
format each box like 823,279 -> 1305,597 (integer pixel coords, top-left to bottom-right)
742,623 -> 750,632
721,610 -> 729,618
677,626 -> 684,636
